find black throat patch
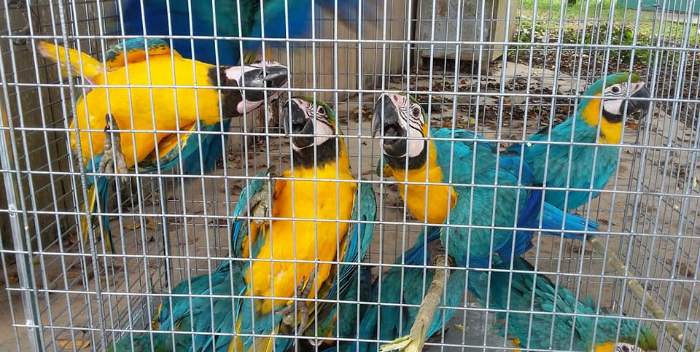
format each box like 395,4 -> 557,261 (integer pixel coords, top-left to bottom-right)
291,138 -> 339,170
382,139 -> 428,171
209,66 -> 243,118
602,109 -> 624,124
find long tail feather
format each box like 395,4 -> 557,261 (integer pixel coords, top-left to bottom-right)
36,41 -> 103,83
95,175 -> 114,252
535,202 -> 599,241
79,177 -> 114,253
79,183 -> 98,250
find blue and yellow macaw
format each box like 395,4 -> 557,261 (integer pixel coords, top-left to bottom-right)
108,261 -> 244,352
507,72 -> 651,212
227,97 -> 377,352
111,0 -> 378,213
370,92 -> 599,351
111,0 -> 378,237
467,255 -> 658,352
117,0 -> 377,66
37,39 -> 289,252
371,92 -> 597,268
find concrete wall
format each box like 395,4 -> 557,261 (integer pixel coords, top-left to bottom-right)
415,0 -> 515,66
270,0 -> 414,101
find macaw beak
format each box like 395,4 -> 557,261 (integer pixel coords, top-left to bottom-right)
241,62 -> 289,102
628,82 -> 651,112
282,99 -> 314,149
371,94 -> 408,158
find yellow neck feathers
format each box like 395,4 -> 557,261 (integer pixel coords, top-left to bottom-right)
580,95 -> 624,145
388,141 -> 457,225
593,342 -> 616,352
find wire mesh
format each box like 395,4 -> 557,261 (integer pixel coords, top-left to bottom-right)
0,0 -> 699,352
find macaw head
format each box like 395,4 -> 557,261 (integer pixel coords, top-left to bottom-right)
217,60 -> 289,115
282,97 -> 344,169
371,92 -> 430,171
578,72 -> 651,144
609,343 -> 645,352
591,317 -> 657,352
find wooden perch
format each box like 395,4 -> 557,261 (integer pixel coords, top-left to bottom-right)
380,255 -> 451,352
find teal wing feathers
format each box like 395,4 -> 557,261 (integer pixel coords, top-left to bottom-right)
230,167 -> 276,258
467,256 -> 654,351
507,117 -> 621,211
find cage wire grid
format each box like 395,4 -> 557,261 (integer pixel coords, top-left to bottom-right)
0,0 -> 699,351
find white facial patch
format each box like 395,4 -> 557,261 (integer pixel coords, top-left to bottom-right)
306,120 -> 334,150
615,343 -> 642,352
289,98 -> 335,152
602,98 -> 624,116
405,118 -> 426,158
386,93 -> 426,158
222,65 -> 246,84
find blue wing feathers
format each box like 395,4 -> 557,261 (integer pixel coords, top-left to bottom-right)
118,0 -> 378,65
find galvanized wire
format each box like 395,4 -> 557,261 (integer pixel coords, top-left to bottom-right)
1,0 -> 699,352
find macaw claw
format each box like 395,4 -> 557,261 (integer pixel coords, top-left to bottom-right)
99,114 -> 129,184
276,266 -> 317,336
235,166 -> 277,225
380,336 -> 413,352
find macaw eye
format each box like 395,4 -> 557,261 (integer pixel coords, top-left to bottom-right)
611,85 -> 620,94
617,344 -> 631,352
412,106 -> 421,117
317,105 -> 326,116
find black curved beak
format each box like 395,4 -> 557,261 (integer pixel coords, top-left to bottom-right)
242,64 -> 289,102
628,83 -> 651,112
371,94 -> 407,157
282,99 -> 314,149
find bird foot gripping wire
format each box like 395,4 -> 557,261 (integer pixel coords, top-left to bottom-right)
99,114 -> 129,184
380,250 -> 454,352
236,165 -> 277,226
276,267 -> 317,336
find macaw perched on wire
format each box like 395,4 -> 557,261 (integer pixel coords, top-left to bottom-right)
37,39 -> 289,253
108,261 -> 245,352
467,255 -> 658,352
227,97 -> 377,352
371,92 -> 599,352
116,0 -> 378,66
507,72 -> 651,212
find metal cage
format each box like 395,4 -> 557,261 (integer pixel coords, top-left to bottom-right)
1,0 -> 699,351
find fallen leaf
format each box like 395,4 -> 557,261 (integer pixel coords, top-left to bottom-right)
123,220 -> 141,230
145,217 -> 158,230
665,258 -> 696,278
56,339 -> 90,349
627,123 -> 639,130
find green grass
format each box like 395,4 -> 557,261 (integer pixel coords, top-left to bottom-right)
511,0 -> 699,64
514,0 -> 698,45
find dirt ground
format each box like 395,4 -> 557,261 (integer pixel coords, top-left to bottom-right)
1,60 -> 699,352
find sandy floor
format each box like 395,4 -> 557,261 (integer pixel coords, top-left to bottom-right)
1,61 -> 699,352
